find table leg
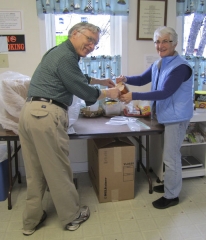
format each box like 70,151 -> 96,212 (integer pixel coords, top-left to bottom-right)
7,141 -> 12,210
7,140 -> 22,210
14,142 -> 22,184
137,136 -> 142,172
146,136 -> 153,194
133,136 -> 153,194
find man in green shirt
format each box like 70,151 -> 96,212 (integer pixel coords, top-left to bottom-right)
19,22 -> 120,236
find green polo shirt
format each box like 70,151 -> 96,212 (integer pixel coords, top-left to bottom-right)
28,39 -> 100,106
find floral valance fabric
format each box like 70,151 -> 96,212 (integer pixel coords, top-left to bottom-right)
176,0 -> 206,16
36,0 -> 129,16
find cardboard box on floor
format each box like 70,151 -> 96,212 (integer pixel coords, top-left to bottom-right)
88,137 -> 135,203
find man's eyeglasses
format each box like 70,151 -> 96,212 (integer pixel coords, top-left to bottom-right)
78,31 -> 99,50
154,40 -> 173,46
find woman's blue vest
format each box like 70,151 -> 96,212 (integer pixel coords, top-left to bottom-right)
151,54 -> 193,124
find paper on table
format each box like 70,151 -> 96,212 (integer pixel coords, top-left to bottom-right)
105,116 -> 151,130
105,116 -> 136,125
128,120 -> 150,131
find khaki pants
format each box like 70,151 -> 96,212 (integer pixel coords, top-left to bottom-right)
18,101 -> 79,230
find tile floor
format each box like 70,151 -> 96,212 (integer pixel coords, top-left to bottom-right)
1,171 -> 206,240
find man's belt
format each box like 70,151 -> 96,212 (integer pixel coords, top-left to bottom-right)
26,97 -> 68,111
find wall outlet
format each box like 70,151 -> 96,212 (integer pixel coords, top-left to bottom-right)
0,54 -> 9,68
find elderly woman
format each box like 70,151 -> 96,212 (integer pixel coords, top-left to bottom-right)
116,26 -> 193,209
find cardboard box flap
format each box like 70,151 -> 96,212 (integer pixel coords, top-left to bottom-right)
94,137 -> 133,148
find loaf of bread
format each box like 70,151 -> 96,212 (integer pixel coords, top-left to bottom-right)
115,82 -> 129,95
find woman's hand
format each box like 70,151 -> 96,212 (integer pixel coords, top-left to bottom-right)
116,75 -> 127,83
119,92 -> 132,104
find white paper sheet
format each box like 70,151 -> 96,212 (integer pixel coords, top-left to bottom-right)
0,36 -> 8,52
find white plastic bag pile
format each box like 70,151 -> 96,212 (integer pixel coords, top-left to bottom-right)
0,71 -> 30,134
68,95 -> 81,127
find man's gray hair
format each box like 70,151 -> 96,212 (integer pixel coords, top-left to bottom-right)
153,26 -> 178,45
68,22 -> 101,38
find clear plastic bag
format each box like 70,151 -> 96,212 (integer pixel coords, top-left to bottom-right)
68,95 -> 81,127
0,71 -> 31,134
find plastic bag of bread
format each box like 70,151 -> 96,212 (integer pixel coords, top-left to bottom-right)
138,100 -> 151,115
124,100 -> 151,117
0,71 -> 31,134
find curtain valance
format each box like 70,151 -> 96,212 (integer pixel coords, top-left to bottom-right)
176,0 -> 206,16
36,0 -> 129,16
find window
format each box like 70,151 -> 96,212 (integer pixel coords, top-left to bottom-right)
183,13 -> 206,57
55,14 -> 111,56
181,13 -> 206,92
43,14 -> 123,56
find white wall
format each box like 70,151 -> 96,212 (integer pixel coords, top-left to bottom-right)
0,0 -> 42,77
1,0 -> 177,174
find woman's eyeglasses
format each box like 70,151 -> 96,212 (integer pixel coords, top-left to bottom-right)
154,40 -> 173,46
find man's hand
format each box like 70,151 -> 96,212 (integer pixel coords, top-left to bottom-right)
119,92 -> 132,104
107,87 -> 120,99
100,78 -> 115,88
98,87 -> 120,100
91,78 -> 115,88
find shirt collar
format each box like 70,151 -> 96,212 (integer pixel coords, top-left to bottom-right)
65,39 -> 80,61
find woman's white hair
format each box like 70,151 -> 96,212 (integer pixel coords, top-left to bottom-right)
153,26 -> 178,45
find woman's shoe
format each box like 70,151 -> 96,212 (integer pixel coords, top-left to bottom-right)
153,184 -> 164,193
152,197 -> 179,209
